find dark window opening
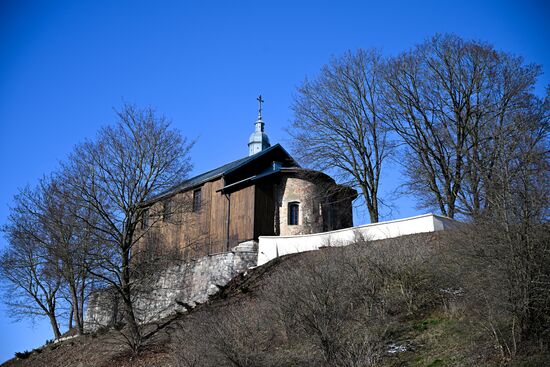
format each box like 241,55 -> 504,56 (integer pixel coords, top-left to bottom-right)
322,202 -> 334,231
193,189 -> 202,212
288,202 -> 299,225
163,199 -> 172,221
141,208 -> 149,229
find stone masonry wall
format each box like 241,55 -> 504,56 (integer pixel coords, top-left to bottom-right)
84,246 -> 257,331
278,176 -> 325,236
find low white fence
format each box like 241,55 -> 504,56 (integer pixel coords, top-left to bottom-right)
257,213 -> 456,266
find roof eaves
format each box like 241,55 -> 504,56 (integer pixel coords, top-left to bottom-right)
144,155 -> 251,204
223,144 -> 298,175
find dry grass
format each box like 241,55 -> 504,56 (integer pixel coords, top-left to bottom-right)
3,232 -> 549,367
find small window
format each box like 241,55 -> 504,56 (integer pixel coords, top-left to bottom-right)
163,199 -> 172,221
193,189 -> 202,212
288,202 -> 299,225
141,208 -> 149,229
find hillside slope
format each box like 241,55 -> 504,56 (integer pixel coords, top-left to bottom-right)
2,232 -> 549,367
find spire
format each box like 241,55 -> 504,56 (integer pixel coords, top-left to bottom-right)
248,95 -> 271,156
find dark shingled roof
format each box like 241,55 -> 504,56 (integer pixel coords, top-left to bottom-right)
147,144 -> 291,203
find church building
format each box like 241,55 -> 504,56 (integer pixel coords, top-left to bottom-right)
137,98 -> 357,259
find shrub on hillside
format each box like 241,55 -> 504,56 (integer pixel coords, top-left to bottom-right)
444,222 -> 550,360
15,350 -> 32,359
173,228 -> 549,366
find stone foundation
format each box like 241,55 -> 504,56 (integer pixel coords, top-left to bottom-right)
84,247 -> 257,331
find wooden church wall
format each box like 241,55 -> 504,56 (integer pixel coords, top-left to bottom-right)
208,178 -> 228,254
205,178 -> 255,253
228,184 -> 255,247
136,178 -> 268,260
254,180 -> 276,238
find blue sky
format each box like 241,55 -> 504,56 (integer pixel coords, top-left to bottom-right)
0,0 -> 548,362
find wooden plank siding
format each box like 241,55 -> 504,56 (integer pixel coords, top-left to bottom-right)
228,184 -> 255,248
208,178 -> 228,254
254,180 -> 276,238
136,177 -> 258,261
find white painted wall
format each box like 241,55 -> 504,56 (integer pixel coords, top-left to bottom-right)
257,214 -> 457,266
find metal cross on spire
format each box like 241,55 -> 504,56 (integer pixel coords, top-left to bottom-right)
257,94 -> 264,119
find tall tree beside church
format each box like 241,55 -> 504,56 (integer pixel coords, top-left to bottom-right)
0,175 -> 99,337
62,104 -> 193,353
290,49 -> 392,223
383,34 -> 544,218
44,177 -> 99,335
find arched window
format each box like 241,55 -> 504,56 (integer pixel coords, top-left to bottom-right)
288,202 -> 299,225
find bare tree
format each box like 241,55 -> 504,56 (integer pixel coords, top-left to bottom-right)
441,101 -> 549,357
0,182 -> 64,339
383,34 -> 544,218
62,103 -> 193,354
480,89 -> 548,223
290,49 -> 392,222
382,34 -> 549,357
0,175 -> 99,337
473,94 -> 548,355
46,178 -> 99,335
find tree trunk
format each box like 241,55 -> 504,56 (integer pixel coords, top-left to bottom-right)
68,307 -> 73,330
48,313 -> 62,340
360,184 -> 379,223
78,278 -> 86,334
121,243 -> 141,353
68,282 -> 84,334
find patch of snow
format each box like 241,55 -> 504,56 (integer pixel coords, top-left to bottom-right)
439,287 -> 464,296
54,335 -> 78,344
387,343 -> 407,354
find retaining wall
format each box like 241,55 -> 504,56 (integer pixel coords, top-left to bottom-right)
84,248 -> 257,331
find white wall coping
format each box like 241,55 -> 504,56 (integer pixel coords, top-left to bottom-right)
257,213 -> 457,266
259,213 -> 454,240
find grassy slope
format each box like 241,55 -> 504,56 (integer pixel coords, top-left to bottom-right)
2,233 -> 548,367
